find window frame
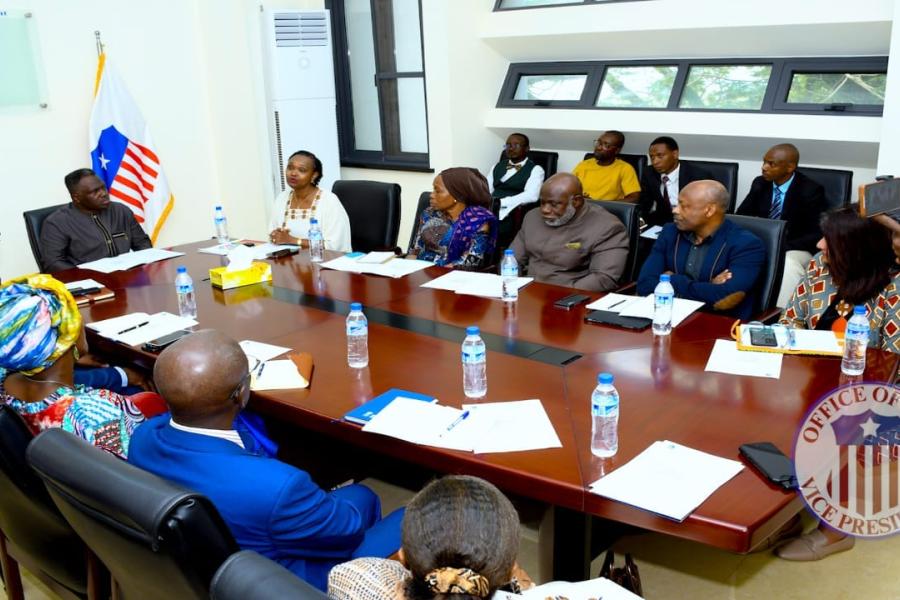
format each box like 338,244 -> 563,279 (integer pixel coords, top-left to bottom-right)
497,57 -> 886,116
327,0 -> 432,172
493,0 -> 652,11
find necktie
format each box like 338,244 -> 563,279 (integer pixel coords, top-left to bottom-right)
506,162 -> 522,171
769,186 -> 784,219
661,174 -> 670,206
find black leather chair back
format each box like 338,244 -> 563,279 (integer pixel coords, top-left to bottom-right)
27,429 -> 239,600
498,149 -> 559,178
0,406 -> 88,595
407,191 -> 432,253
210,551 -> 328,600
587,199 -> 640,282
799,167 -> 853,211
583,152 -> 646,182
682,160 -> 740,213
23,203 -> 67,272
725,214 -> 787,314
332,180 -> 402,252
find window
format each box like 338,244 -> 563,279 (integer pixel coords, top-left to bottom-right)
0,10 -> 47,110
494,0 -> 650,9
328,0 -> 430,170
497,57 -> 886,116
596,66 -> 677,108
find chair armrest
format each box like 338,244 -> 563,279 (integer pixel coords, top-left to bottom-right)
755,307 -> 783,324
614,281 -> 637,295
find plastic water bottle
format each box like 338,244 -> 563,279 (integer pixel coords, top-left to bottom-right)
652,273 -> 675,336
175,266 -> 197,318
462,326 -> 487,398
308,218 -> 325,263
500,249 -> 519,303
346,302 -> 368,368
591,372 -> 619,458
841,305 -> 869,376
213,205 -> 230,244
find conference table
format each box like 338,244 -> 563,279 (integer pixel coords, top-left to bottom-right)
58,241 -> 900,580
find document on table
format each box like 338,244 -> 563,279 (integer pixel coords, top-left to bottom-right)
496,577 -> 642,600
239,340 -> 291,363
199,242 -> 299,260
705,339 -> 783,379
738,326 -> 842,355
362,398 -> 473,450
251,359 -> 309,390
588,440 -> 744,522
460,399 -> 562,454
618,294 -> 704,327
64,279 -> 104,292
421,271 -> 533,298
86,312 -> 197,346
321,255 -> 432,278
78,248 -> 184,273
356,251 -> 396,264
640,225 -> 663,240
585,293 -> 638,312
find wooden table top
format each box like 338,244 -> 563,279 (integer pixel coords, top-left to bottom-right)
60,241 -> 900,553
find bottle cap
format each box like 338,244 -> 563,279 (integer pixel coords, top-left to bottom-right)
214,205 -> 222,210
350,302 -> 362,312
597,372 -> 613,384
504,249 -> 514,256
854,305 -> 866,315
310,218 -> 319,224
177,266 -> 187,273
660,274 -> 671,283
466,325 -> 480,336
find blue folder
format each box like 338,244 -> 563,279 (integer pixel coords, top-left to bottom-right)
343,388 -> 437,425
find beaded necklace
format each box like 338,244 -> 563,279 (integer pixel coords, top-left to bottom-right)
282,187 -> 321,229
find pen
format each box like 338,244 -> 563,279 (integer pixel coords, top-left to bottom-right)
445,410 -> 471,433
256,362 -> 266,378
607,298 -> 627,310
117,321 -> 149,335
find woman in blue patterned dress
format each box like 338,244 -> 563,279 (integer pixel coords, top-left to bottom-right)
412,168 -> 498,270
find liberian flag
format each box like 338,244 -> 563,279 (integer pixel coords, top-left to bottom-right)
89,53 -> 174,243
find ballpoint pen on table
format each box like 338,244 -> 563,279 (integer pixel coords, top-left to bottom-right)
445,410 -> 471,433
607,299 -> 627,310
117,321 -> 150,335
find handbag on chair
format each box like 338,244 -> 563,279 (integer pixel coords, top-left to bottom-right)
599,550 -> 643,597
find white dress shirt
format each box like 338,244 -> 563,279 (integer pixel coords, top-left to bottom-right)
661,164 -> 680,207
488,159 -> 545,221
169,417 -> 245,449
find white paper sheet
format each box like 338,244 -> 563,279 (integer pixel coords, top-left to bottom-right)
421,271 -> 532,298
497,577 -> 642,600
589,440 -> 744,522
356,251 -> 396,264
251,359 -> 308,390
321,255 -> 432,278
585,293 -> 639,312
198,242 -> 242,255
362,398 -> 469,449
461,399 -> 562,454
618,294 -> 704,327
78,248 -> 184,273
64,279 -> 104,291
86,312 -> 197,346
239,340 -> 292,363
198,242 -> 299,260
705,339 -> 783,379
640,225 -> 663,240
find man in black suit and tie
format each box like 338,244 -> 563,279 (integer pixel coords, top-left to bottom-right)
737,143 -> 827,307
639,136 -> 712,226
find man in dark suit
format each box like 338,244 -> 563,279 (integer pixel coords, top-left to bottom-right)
737,144 -> 827,306
639,136 -> 712,226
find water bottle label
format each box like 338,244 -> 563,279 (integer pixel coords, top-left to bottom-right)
655,293 -> 673,306
176,284 -> 192,294
502,266 -> 517,277
462,350 -> 485,363
847,323 -> 869,337
592,402 -> 619,417
347,323 -> 367,335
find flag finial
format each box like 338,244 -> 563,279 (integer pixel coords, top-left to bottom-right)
94,30 -> 103,57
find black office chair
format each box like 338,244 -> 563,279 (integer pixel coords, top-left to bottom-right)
210,551 -> 327,600
0,407 -> 106,600
498,149 -> 559,178
27,429 -> 239,600
724,214 -> 787,315
798,167 -> 853,211
332,180 -> 402,253
682,160 -> 740,213
588,199 -> 640,283
23,203 -> 66,272
407,191 -> 432,253
582,152 -> 646,183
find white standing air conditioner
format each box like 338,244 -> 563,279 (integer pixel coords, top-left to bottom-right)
261,9 -> 340,195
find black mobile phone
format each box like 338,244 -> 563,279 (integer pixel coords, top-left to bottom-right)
749,327 -> 778,347
739,442 -> 798,490
554,293 -> 591,309
69,286 -> 102,297
141,329 -> 192,353
585,310 -> 651,331
268,247 -> 300,259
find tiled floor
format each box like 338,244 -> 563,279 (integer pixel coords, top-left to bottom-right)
7,478 -> 900,599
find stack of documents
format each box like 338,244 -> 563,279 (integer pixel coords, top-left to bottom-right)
78,248 -> 184,273
736,325 -> 842,356
640,225 -> 663,240
86,312 -> 197,346
705,339 -> 783,379
321,254 -> 433,278
238,340 -> 291,363
421,271 -> 533,299
589,440 -> 744,521
198,242 -> 298,259
496,577 -> 641,600
587,293 -> 703,327
362,398 -> 561,454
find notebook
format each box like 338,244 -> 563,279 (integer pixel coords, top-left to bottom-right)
343,388 -> 436,425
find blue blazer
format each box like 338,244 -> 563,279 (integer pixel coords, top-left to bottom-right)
636,220 -> 765,320
128,416 -> 371,589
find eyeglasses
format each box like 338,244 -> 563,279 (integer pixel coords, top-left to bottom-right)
504,142 -> 526,149
228,357 -> 260,403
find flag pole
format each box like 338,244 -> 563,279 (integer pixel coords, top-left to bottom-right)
94,30 -> 103,56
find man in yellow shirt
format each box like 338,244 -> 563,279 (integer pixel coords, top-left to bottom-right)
572,130 -> 641,201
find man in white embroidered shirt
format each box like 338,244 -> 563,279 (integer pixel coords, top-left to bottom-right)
489,132 -> 545,249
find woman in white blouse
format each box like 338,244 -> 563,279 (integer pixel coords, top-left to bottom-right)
269,150 -> 352,252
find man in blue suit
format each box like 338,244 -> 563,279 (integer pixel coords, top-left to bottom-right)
637,180 -> 766,320
128,330 -> 402,591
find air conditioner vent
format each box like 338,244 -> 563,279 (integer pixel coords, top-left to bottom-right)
274,12 -> 328,47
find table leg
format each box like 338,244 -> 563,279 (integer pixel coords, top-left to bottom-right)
539,505 -> 592,582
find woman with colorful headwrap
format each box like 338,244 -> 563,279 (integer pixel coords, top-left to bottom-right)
328,475 -> 532,600
0,274 -> 146,458
412,168 -> 498,270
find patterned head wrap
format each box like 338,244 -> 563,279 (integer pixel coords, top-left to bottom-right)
424,567 -> 490,597
0,274 -> 82,375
